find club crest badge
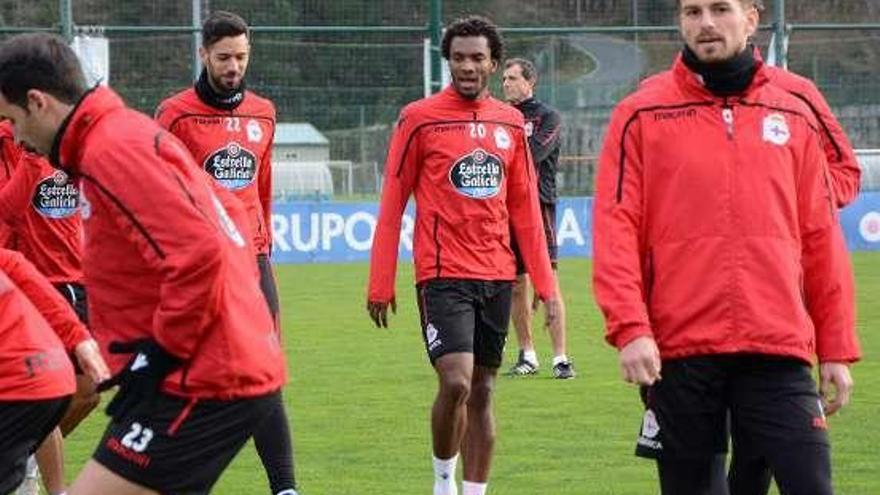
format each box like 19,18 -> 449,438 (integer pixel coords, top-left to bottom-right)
762,113 -> 790,146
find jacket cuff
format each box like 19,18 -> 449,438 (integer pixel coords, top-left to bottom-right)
607,323 -> 654,351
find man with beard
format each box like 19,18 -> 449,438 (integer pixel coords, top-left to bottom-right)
593,1 -> 860,494
155,11 -> 298,495
367,15 -> 559,495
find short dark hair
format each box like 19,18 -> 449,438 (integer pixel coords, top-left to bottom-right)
202,11 -> 250,48
441,15 -> 504,62
505,58 -> 537,85
678,0 -> 764,11
0,33 -> 86,108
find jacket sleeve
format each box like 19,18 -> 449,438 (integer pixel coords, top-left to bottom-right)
0,249 -> 90,351
508,126 -> 556,300
154,100 -> 174,129
529,108 -> 562,164
592,104 -> 653,350
0,151 -> 33,224
367,111 -> 419,303
259,114 -> 275,254
87,137 -> 228,360
797,81 -> 860,207
797,126 -> 861,363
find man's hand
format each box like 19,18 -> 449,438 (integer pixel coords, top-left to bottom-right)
97,339 -> 182,420
367,297 -> 396,328
619,336 -> 661,385
819,361 -> 854,416
74,338 -> 111,385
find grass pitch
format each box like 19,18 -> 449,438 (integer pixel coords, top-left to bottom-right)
62,253 -> 880,494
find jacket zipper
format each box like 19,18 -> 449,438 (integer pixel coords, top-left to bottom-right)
721,99 -> 734,140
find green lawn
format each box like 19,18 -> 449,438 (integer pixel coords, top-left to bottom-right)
62,253 -> 880,494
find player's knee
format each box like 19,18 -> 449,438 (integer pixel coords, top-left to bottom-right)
467,379 -> 494,410
438,375 -> 471,405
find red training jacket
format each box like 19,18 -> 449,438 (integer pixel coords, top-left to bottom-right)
51,86 -> 285,399
0,249 -> 90,400
762,64 -> 861,207
0,126 -> 17,249
0,121 -> 83,284
639,50 -> 862,208
594,55 -> 860,365
369,86 -> 556,302
155,88 -> 276,255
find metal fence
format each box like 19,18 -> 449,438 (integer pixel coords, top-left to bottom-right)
1,1 -> 879,197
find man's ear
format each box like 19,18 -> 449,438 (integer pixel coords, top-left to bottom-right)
25,89 -> 48,113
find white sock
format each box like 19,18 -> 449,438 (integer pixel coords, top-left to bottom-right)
552,354 -> 569,366
462,480 -> 488,495
522,349 -> 538,365
433,454 -> 458,495
275,490 -> 298,495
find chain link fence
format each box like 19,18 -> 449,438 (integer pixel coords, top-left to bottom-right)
1,1 -> 879,198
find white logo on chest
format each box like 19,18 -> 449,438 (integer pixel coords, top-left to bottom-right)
762,113 -> 790,146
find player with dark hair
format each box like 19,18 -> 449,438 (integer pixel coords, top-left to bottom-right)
368,15 -> 559,495
0,32 -> 286,495
594,1 -> 860,494
155,11 -> 298,495
501,57 -> 574,379
0,121 -> 98,495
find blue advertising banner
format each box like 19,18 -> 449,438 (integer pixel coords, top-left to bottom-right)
840,192 -> 880,251
270,194 -> 879,264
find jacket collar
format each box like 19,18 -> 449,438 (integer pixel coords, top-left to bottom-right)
673,51 -> 770,102
50,85 -> 125,172
439,84 -> 494,110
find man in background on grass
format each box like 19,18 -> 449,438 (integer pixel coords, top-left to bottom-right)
501,57 -> 575,380
593,1 -> 860,494
367,15 -> 559,495
155,12 -> 299,495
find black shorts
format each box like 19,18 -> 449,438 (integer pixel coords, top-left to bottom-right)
0,396 -> 71,494
93,391 -> 280,494
257,253 -> 280,322
54,282 -> 88,325
415,279 -> 512,368
513,202 -> 558,274
635,355 -> 829,461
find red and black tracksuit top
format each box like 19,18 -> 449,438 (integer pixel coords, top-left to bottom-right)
762,63 -> 861,207
0,121 -> 83,285
155,87 -> 276,255
50,86 -> 285,399
369,86 -> 556,302
516,97 -> 562,205
639,50 -> 862,208
593,56 -> 860,365
0,248 -> 90,401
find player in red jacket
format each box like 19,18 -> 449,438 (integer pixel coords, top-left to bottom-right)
0,122 -> 99,495
0,33 -> 286,495
594,1 -> 860,494
154,11 -> 298,495
0,248 -> 108,495
367,16 -> 558,495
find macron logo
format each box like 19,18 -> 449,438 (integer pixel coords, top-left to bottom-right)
130,353 -> 149,371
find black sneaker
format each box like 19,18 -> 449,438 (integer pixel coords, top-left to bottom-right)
505,350 -> 538,376
552,361 -> 576,379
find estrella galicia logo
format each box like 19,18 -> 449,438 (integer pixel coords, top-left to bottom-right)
204,141 -> 257,190
32,171 -> 78,219
449,148 -> 503,199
